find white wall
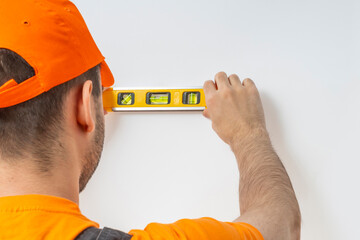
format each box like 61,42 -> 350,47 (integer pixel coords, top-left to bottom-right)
73,0 -> 360,239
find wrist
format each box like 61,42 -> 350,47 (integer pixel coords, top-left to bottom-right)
229,126 -> 270,153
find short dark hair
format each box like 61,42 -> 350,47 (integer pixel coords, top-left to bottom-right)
0,48 -> 101,172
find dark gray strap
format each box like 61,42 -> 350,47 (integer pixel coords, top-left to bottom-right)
75,227 -> 132,240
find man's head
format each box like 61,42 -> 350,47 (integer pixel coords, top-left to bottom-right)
0,0 -> 114,195
0,48 -> 105,192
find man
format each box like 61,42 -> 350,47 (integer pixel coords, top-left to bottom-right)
0,0 -> 301,239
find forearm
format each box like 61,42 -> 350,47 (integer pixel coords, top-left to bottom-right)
202,72 -> 301,239
231,128 -> 301,239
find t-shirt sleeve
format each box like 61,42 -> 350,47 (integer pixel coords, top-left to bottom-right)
128,217 -> 264,240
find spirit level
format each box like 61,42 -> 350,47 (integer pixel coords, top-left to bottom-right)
103,87 -> 206,112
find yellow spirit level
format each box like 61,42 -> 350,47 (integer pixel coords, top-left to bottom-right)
103,87 -> 206,112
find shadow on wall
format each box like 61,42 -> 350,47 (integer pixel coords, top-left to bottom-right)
104,110 -> 202,144
104,112 -> 121,145
260,91 -> 337,239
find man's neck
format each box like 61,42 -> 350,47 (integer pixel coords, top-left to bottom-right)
0,158 -> 80,205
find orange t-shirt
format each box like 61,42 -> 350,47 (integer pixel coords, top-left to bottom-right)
0,195 -> 264,240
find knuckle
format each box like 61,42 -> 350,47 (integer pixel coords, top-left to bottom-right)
229,73 -> 239,79
206,95 -> 216,104
205,96 -> 214,105
243,78 -> 255,86
204,79 -> 213,85
215,71 -> 227,78
203,80 -> 215,94
235,85 -> 244,93
203,80 -> 212,88
222,86 -> 234,96
248,85 -> 260,95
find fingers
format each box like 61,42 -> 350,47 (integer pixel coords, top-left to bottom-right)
203,79 -> 216,96
206,72 -> 255,90
214,72 -> 230,90
242,78 -> 255,87
228,74 -> 242,87
203,80 -> 216,120
213,72 -> 244,89
242,78 -> 259,94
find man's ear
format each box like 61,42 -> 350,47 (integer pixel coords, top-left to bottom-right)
77,80 -> 95,133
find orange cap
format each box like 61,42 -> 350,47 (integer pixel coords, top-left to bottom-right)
0,0 -> 114,108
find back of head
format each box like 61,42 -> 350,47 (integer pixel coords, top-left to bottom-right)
0,48 -> 101,172
0,0 -> 114,173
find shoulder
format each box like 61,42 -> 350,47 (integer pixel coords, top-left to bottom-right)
75,227 -> 132,240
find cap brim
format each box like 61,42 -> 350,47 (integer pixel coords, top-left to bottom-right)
100,61 -> 114,87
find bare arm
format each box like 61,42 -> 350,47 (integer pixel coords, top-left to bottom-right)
203,72 -> 301,240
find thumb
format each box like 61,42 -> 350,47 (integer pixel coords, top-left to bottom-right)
203,109 -> 210,119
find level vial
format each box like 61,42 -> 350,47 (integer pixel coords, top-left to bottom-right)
183,91 -> 200,105
147,92 -> 171,105
118,93 -> 135,105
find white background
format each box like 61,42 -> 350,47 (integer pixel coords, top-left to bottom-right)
73,0 -> 360,239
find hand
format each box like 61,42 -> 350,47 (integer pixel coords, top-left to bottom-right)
203,72 -> 267,145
